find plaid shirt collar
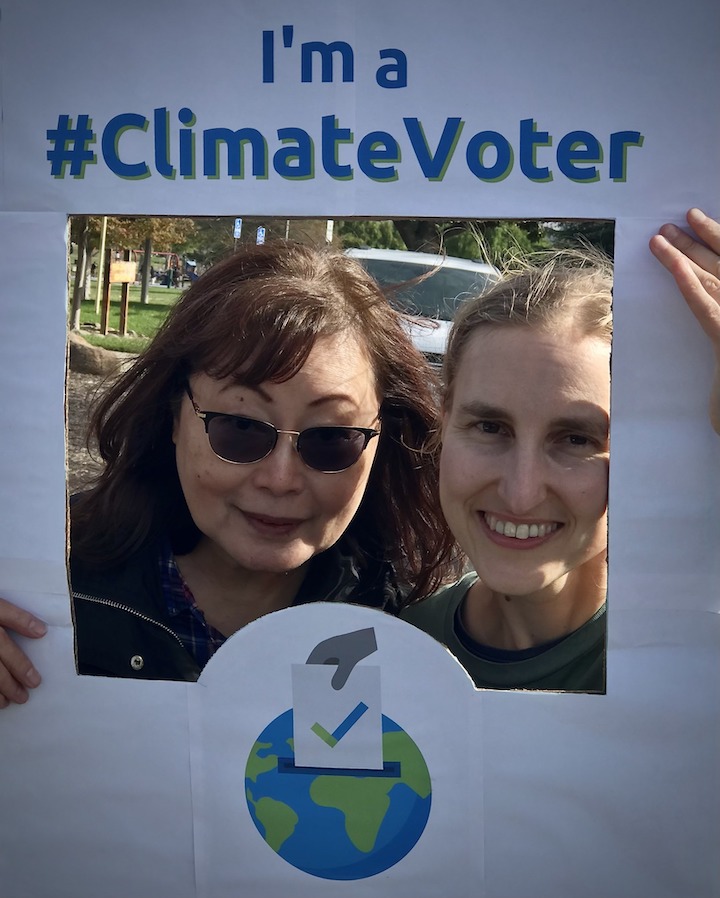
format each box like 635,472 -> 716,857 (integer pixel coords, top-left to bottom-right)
160,546 -> 226,669
159,537 -> 374,670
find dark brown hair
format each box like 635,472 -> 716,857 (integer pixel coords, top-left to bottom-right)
72,241 -> 456,601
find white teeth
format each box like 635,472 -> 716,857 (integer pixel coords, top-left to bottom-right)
485,514 -> 557,540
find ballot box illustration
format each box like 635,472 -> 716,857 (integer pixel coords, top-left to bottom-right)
244,627 -> 432,880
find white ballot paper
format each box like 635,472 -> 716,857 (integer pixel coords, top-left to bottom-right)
291,628 -> 384,770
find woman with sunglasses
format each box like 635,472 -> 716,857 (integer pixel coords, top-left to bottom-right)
1,240 -> 456,690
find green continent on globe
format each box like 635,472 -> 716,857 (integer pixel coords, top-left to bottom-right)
245,741 -> 277,783
247,794 -> 298,852
309,729 -> 431,853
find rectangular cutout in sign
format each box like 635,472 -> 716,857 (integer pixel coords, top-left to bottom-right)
66,215 -> 611,695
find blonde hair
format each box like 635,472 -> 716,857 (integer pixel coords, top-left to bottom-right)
443,250 -> 612,404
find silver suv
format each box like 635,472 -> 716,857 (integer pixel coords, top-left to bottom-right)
345,248 -> 499,367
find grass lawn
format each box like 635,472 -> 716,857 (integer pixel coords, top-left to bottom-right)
78,283 -> 184,353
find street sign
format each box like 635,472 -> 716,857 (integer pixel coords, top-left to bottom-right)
233,217 -> 242,239
256,226 -> 266,245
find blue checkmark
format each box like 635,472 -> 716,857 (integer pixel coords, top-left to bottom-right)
311,701 -> 369,747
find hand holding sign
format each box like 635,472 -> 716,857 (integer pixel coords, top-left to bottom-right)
651,208 -> 720,433
0,598 -> 46,708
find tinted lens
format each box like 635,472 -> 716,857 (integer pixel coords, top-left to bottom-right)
298,427 -> 368,472
206,415 -> 276,463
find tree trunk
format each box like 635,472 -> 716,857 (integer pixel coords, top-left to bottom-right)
392,220 -> 443,254
69,215 -> 90,331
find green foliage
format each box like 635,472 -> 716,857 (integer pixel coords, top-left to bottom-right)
389,219 -> 550,267
546,220 -> 614,257
336,220 -> 405,250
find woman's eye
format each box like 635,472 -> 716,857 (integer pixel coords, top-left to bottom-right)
475,420 -> 503,435
560,432 -> 603,452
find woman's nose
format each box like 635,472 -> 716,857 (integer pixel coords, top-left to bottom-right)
495,445 -> 548,514
251,433 -> 305,493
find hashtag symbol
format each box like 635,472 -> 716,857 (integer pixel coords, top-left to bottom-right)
46,115 -> 97,178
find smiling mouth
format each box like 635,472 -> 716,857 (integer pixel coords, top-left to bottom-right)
242,511 -> 306,534
484,513 -> 559,541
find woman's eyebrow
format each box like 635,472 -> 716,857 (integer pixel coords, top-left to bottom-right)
221,381 -> 361,407
552,413 -> 609,439
456,401 -> 507,419
307,392 -> 363,408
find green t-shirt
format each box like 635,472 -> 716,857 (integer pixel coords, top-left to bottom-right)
401,573 -> 606,692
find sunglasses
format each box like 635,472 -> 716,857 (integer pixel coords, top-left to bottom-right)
185,386 -> 381,473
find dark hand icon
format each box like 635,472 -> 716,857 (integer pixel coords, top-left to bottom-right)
306,628 -> 378,690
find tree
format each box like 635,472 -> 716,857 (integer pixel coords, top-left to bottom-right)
545,220 -> 615,258
390,219 -> 550,265
336,220 -> 405,250
68,215 -> 90,330
181,217 -> 333,267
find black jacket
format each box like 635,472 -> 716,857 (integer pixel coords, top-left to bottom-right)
71,537 -> 401,681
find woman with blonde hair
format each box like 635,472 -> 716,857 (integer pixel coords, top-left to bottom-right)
402,254 -> 612,691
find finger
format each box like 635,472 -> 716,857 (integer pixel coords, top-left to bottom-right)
0,658 -> 30,705
650,235 -> 720,345
658,222 -> 720,282
0,597 -> 47,639
687,208 -> 720,257
0,627 -> 42,694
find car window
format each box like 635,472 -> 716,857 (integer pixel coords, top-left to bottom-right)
358,259 -> 498,320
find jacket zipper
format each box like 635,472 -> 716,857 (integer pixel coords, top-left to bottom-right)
72,592 -> 186,649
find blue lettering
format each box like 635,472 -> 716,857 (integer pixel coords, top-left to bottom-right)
321,115 -> 353,179
203,128 -> 267,177
609,130 -> 644,181
403,117 -> 463,180
466,131 -> 513,181
519,118 -> 552,182
153,108 -> 175,179
178,107 -> 196,178
556,131 -> 602,181
101,113 -> 149,179
357,131 -> 400,180
376,49 -> 407,89
262,30 -> 274,83
301,41 -> 354,82
273,128 -> 313,178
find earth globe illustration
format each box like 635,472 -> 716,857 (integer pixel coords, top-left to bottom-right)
245,709 -> 431,880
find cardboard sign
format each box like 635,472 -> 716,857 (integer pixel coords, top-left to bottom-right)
0,1 -> 718,896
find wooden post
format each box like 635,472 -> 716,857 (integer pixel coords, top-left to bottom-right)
100,247 -> 112,335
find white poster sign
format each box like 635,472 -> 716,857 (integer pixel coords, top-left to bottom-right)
0,1 -> 718,896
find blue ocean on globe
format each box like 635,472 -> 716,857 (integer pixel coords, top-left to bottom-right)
245,709 -> 432,880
